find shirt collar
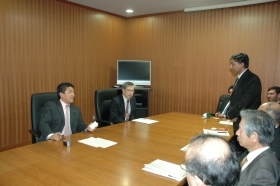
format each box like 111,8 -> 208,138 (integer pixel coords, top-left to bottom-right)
60,100 -> 69,108
238,68 -> 248,79
247,146 -> 269,163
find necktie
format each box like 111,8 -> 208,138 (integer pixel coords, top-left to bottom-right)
233,77 -> 239,89
125,100 -> 129,121
240,156 -> 248,168
64,105 -> 72,136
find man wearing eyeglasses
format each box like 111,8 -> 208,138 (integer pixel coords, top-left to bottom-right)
109,81 -> 136,124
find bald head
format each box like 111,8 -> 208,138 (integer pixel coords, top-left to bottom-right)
258,102 -> 280,127
186,135 -> 230,161
185,134 -> 240,186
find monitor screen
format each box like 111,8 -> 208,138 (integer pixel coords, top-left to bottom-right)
117,60 -> 151,86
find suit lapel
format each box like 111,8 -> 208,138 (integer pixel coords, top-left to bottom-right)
120,95 -> 125,113
244,148 -> 271,172
56,101 -> 65,122
70,105 -> 75,124
232,69 -> 250,94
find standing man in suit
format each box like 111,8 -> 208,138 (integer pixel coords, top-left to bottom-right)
39,82 -> 96,141
258,102 -> 280,160
185,134 -> 240,186
226,53 -> 262,154
267,86 -> 280,104
236,110 -> 280,186
109,82 -> 136,124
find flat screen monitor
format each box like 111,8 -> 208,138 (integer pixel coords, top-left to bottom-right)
117,60 -> 151,86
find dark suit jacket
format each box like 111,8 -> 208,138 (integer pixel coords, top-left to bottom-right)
237,148 -> 280,186
215,94 -> 230,113
39,101 -> 87,140
271,127 -> 280,161
227,69 -> 262,132
109,95 -> 136,124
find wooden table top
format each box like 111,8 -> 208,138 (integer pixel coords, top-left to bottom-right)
0,112 -> 233,186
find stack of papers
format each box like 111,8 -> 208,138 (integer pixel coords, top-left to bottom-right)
203,129 -> 230,136
143,159 -> 186,181
219,120 -> 233,125
132,118 -> 159,124
78,137 -> 117,148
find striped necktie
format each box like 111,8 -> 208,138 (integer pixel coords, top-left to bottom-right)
125,100 -> 129,121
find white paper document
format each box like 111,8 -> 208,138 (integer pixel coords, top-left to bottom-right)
78,137 -> 117,148
203,129 -> 230,136
219,120 -> 233,125
132,118 -> 159,124
142,159 -> 186,181
180,144 -> 190,152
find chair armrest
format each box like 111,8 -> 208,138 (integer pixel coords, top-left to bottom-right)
29,129 -> 41,137
96,119 -> 113,128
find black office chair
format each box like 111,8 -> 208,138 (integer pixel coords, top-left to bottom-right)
94,88 -> 120,128
30,92 -> 57,143
215,94 -> 230,113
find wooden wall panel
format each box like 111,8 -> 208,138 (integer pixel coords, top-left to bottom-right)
275,2 -> 280,86
227,3 -> 280,95
126,2 -> 280,116
0,0 -> 126,151
1,0 -> 279,151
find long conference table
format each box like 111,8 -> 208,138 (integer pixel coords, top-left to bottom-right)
0,112 -> 233,186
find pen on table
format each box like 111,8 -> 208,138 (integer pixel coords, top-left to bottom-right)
217,131 -> 227,133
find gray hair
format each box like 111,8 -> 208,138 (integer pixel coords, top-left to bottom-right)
240,110 -> 275,145
262,102 -> 280,125
122,82 -> 134,89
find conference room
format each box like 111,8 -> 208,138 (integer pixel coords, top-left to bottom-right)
1,0 -> 280,185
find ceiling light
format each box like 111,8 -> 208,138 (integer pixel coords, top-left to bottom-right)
184,0 -> 277,12
126,9 -> 133,13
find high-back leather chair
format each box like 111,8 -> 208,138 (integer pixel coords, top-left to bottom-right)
30,92 -> 57,143
215,94 -> 230,113
94,88 -> 120,128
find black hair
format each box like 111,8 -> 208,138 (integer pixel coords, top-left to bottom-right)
230,53 -> 249,68
56,82 -> 74,99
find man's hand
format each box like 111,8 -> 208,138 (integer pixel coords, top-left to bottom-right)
231,117 -> 238,122
50,132 -> 62,141
215,112 -> 225,118
86,121 -> 98,132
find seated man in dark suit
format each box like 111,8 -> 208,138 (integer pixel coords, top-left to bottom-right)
39,82 -> 96,141
236,110 -> 280,186
185,134 -> 240,186
109,82 -> 136,124
267,86 -> 280,104
214,85 -> 233,118
258,102 -> 280,160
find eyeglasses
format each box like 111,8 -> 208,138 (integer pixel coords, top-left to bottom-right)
180,162 -> 186,171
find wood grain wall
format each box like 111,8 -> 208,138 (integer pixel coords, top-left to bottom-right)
0,0 -> 279,151
126,2 -> 280,116
0,0 -> 127,151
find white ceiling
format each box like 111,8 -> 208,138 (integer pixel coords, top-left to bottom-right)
67,0 -> 265,17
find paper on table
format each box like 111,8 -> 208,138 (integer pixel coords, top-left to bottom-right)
203,129 -> 230,136
78,137 -> 117,148
219,120 -> 233,125
132,118 -> 159,124
180,144 -> 190,152
142,159 -> 186,181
